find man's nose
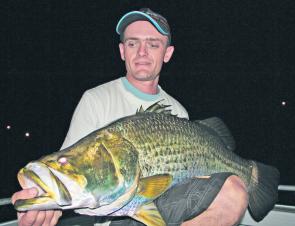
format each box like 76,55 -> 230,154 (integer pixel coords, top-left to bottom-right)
137,43 -> 148,56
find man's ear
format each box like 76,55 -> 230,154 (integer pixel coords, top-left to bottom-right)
119,43 -> 125,61
163,46 -> 175,63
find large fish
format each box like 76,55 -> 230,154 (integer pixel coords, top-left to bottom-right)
15,102 -> 279,226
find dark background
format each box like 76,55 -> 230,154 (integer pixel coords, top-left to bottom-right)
1,0 -> 295,222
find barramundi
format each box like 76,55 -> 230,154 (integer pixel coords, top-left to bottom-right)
15,102 -> 279,225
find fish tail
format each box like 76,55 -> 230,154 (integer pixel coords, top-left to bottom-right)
248,161 -> 280,221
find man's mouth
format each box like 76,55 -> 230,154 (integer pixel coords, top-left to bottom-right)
135,61 -> 151,66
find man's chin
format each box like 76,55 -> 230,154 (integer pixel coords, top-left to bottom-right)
133,74 -> 159,82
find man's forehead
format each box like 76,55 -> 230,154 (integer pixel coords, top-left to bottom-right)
124,37 -> 165,41
124,37 -> 166,45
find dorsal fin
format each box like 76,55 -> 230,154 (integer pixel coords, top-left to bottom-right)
136,100 -> 174,115
137,105 -> 145,113
195,117 -> 236,151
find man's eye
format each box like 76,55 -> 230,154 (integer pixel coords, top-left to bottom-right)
148,42 -> 160,48
127,41 -> 137,47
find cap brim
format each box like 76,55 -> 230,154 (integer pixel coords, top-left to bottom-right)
116,11 -> 169,36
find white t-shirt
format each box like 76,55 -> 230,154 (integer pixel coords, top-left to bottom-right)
60,77 -> 188,224
61,77 -> 188,150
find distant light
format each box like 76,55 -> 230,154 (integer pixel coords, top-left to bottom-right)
25,132 -> 30,137
281,101 -> 287,106
6,125 -> 11,130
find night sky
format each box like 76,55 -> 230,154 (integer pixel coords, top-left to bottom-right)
1,0 -> 295,222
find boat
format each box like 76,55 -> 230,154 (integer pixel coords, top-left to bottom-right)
1,185 -> 294,226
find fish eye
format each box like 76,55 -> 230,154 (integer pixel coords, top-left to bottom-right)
58,156 -> 68,165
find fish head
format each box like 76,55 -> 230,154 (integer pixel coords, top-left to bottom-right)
15,130 -> 140,213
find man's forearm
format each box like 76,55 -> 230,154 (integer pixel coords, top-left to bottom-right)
182,175 -> 248,226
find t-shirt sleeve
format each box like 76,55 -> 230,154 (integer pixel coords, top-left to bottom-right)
60,92 -> 100,150
176,105 -> 189,119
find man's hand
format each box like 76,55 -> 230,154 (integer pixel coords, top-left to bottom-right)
11,188 -> 62,226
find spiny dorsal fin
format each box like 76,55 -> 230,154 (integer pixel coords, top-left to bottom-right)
136,100 -> 175,116
137,105 -> 145,113
132,202 -> 166,226
195,117 -> 236,151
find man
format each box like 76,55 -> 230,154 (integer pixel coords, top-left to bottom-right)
12,8 -> 248,226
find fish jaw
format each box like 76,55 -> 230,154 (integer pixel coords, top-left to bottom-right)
15,162 -> 73,211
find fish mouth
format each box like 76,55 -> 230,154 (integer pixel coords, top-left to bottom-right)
15,162 -> 72,211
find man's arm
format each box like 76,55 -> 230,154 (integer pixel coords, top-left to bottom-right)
153,173 -> 248,226
181,175 -> 248,226
109,173 -> 248,226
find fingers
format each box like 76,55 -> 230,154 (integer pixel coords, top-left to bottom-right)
49,211 -> 62,226
18,210 -> 45,226
41,211 -> 54,226
12,189 -> 62,226
39,210 -> 62,226
17,210 -> 62,226
42,210 -> 62,226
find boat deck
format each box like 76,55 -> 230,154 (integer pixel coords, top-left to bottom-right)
1,185 -> 294,226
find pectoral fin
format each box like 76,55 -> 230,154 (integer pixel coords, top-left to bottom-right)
132,202 -> 166,226
129,174 -> 172,226
137,174 -> 173,199
108,174 -> 172,219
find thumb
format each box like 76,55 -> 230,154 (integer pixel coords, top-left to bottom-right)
11,188 -> 39,204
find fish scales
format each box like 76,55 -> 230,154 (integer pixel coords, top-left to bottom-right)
15,102 -> 279,225
107,112 -> 252,184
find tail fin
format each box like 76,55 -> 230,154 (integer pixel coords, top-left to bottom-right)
248,161 -> 280,221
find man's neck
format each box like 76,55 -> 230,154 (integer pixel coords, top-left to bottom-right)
126,76 -> 159,94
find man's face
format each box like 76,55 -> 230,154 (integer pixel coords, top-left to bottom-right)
119,21 -> 174,82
